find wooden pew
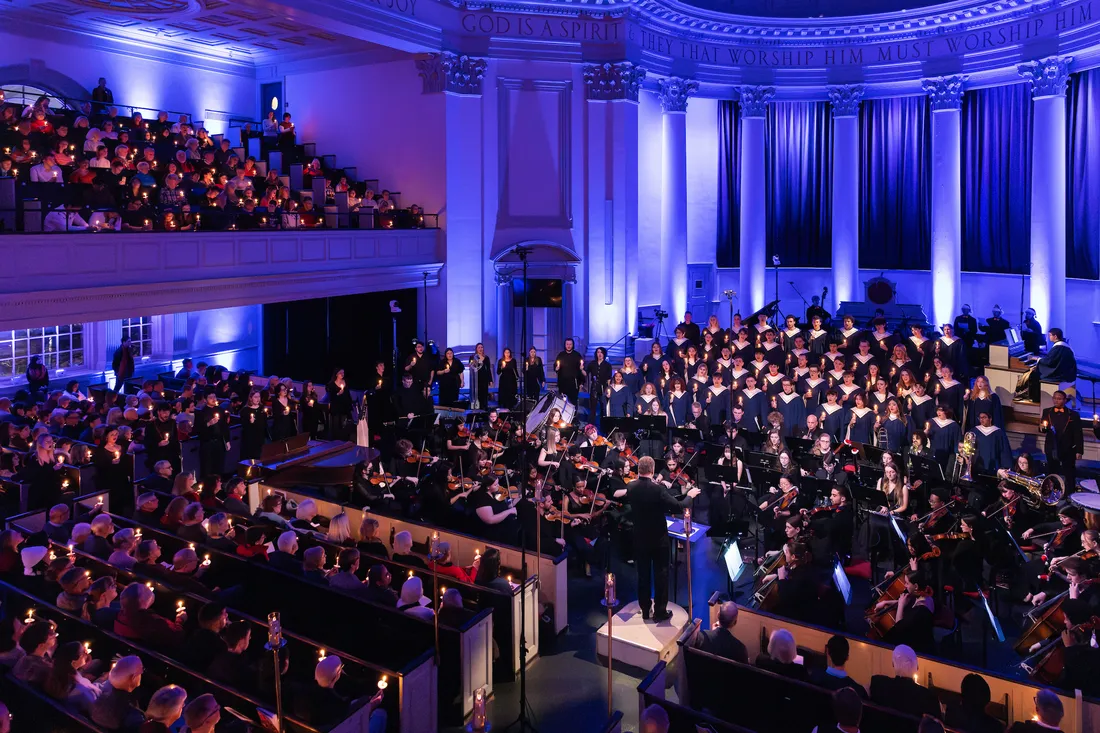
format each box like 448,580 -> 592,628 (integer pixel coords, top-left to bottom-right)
0,674 -> 108,733
63,499 -> 491,726
636,660 -> 752,733
258,486 -> 569,637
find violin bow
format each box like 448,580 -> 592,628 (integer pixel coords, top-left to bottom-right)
414,437 -> 429,482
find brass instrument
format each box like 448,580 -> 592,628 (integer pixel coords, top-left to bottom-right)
875,417 -> 889,449
959,432 -> 977,482
1001,471 -> 1065,507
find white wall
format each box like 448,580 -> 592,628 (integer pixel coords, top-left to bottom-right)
0,30 -> 256,133
686,96 -> 719,265
182,306 -> 262,374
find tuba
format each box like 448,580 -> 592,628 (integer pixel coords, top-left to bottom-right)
959,432 -> 977,482
1001,470 -> 1065,507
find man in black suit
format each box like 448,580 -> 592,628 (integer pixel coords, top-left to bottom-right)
1040,390 -> 1084,492
623,456 -> 700,622
1007,688 -> 1063,733
196,391 -> 230,480
869,644 -> 941,719
690,601 -> 747,663
810,635 -> 866,698
553,338 -> 584,406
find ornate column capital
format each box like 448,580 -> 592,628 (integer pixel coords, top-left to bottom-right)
416,52 -> 487,95
827,84 -> 864,118
1018,56 -> 1074,99
657,77 -> 699,113
738,86 -> 775,118
922,75 -> 968,111
583,62 -> 646,102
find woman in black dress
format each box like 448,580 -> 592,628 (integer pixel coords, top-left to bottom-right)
497,348 -> 519,409
93,427 -> 132,513
17,433 -> 65,510
470,343 -> 493,410
270,383 -> 297,441
436,348 -> 464,407
298,380 -> 324,437
524,347 -> 545,399
238,390 -> 268,459
325,368 -> 354,439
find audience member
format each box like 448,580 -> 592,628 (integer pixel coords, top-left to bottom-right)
1007,689 -> 1064,733
114,582 -> 186,649
89,655 -> 144,732
869,645 -> 941,719
691,601 -> 748,663
754,629 -> 807,681
12,618 -> 57,685
809,635 -> 867,698
141,684 -> 187,733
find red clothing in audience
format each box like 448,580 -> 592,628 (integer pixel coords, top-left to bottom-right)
114,608 -> 185,648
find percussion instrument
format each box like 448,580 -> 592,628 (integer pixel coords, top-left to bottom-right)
1070,490 -> 1100,531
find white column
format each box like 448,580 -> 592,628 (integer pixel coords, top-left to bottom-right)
418,52 -> 488,354
923,75 -> 967,330
658,77 -> 698,320
1020,57 -> 1073,332
828,85 -> 863,308
738,86 -> 773,315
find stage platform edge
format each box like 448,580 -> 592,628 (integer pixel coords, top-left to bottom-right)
595,601 -> 689,674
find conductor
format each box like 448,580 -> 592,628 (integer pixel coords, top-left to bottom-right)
625,456 -> 701,622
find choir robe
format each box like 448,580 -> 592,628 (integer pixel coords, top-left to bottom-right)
731,340 -> 756,364
654,371 -> 678,396
927,418 -> 962,465
936,336 -> 968,378
935,379 -> 965,421
851,352 -> 879,380
606,384 -> 632,418
846,407 -> 875,444
667,337 -> 691,360
621,370 -> 644,399
682,359 -> 704,381
761,342 -> 785,366
822,350 -> 846,372
635,394 -> 660,415
726,368 -> 751,392
870,330 -> 898,357
818,403 -> 847,442
705,386 -> 731,425
906,394 -> 937,432
838,327 -> 863,356
688,377 -> 710,404
789,349 -> 810,369
800,377 -> 827,406
806,329 -> 830,357
789,367 -> 810,387
713,359 -> 735,379
1037,341 -> 1077,382
774,392 -> 807,437
868,391 -> 894,415
973,425 -> 1012,473
826,369 -> 847,390
666,392 -> 692,427
762,372 -> 786,396
748,359 -> 770,381
738,388 -> 768,431
965,393 -> 1004,431
837,383 -> 864,411
880,414 -> 911,453
703,327 -> 729,348
641,354 -> 666,383
885,359 -> 913,387
905,335 -> 933,374
780,327 -> 804,353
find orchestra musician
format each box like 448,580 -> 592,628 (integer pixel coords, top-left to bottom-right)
772,540 -> 817,624
872,568 -> 936,654
1039,390 -> 1084,492
1016,328 -> 1078,402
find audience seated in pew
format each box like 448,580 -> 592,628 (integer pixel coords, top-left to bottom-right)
944,673 -> 1002,733
869,645 -> 941,720
754,628 -> 807,682
810,687 -> 863,733
808,635 -> 867,699
690,601 -> 748,664
1007,688 -> 1065,733
113,582 -> 186,650
89,654 -> 144,731
294,655 -> 386,733
12,617 -> 57,686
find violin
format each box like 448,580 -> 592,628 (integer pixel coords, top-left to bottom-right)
590,435 -> 612,448
777,487 -> 799,511
480,437 -> 505,452
927,530 -> 970,542
805,504 -> 836,518
447,477 -> 476,493
574,456 -> 602,472
369,472 -> 397,485
620,448 -> 639,467
456,426 -> 470,438
405,449 -> 434,464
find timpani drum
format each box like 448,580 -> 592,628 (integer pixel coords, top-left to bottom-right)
1070,491 -> 1100,531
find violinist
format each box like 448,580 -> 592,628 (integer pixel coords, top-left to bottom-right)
468,476 -> 520,544
1019,507 -> 1083,604
945,514 -> 986,592
913,488 -> 953,536
1026,534 -> 1100,611
773,540 -> 817,624
873,568 -> 935,654
709,443 -> 745,534
1059,598 -> 1100,697
759,516 -> 807,576
445,416 -> 473,464
761,476 -> 802,547
538,427 -> 564,475
982,481 -> 1034,540
574,423 -> 603,451
659,455 -> 694,497
601,431 -> 635,470
559,477 -> 608,577
665,438 -> 690,465
804,485 -> 855,561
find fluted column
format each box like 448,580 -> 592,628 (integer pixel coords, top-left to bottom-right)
417,52 -> 488,353
659,77 -> 699,320
828,85 -> 864,308
738,86 -> 774,315
1020,56 -> 1073,332
923,75 -> 967,330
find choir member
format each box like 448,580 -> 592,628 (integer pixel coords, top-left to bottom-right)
972,412 -> 1011,474
773,379 -> 806,437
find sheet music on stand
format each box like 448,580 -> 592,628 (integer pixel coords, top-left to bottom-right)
979,590 -> 1005,642
666,516 -> 709,543
786,436 -> 813,458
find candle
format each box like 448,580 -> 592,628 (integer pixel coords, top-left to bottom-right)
67,543 -> 74,557
48,550 -> 56,561
471,687 -> 487,730
318,648 -> 326,661
407,570 -> 414,578
203,554 -> 211,566
83,642 -> 92,655
683,508 -> 692,534
506,575 -> 512,584
164,434 -> 170,441
113,451 -> 120,460
188,543 -> 195,551
604,572 -> 617,606
377,675 -> 388,691
25,608 -> 34,622
145,582 -> 153,590
57,455 -> 63,464
177,600 -> 186,614
61,479 -> 69,489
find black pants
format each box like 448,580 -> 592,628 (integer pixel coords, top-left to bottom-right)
560,379 -> 579,406
1047,457 -> 1077,493
199,440 -> 226,480
635,539 -> 670,616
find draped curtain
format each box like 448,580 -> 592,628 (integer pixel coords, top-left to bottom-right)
764,101 -> 832,267
961,83 -> 1033,274
1067,69 -> 1100,280
858,96 -> 931,269
716,100 -> 741,267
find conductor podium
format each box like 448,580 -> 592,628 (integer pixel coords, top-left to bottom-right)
595,601 -> 689,673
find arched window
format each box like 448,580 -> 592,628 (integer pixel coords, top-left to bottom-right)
1,83 -> 67,111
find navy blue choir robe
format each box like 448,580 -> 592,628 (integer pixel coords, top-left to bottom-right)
761,342 -> 785,366
927,418 -> 962,465
635,394 -> 660,416
870,330 -> 897,357
806,329 -> 830,357
818,403 -> 847,442
748,359 -> 770,381
851,352 -> 879,380
837,383 -> 863,411
761,372 -> 786,396
731,340 -> 756,364
838,326 -> 863,356
705,386 -> 731,425
822,349 -> 846,373
965,394 -> 1004,431
885,359 -> 913,387
774,392 -> 807,437
973,425 -> 1012,474
738,388 -> 768,431
789,366 -> 810,386
934,378 -> 965,422
688,377 -> 709,404
781,327 -> 804,352
621,369 -> 643,400
666,392 -> 692,427
1038,342 -> 1078,382
825,369 -> 847,390
880,414 -> 911,453
640,354 -> 665,383
906,394 -> 936,433
936,336 -> 968,378
606,384 -> 632,418
682,358 -> 704,380
713,359 -> 735,379
846,407 -> 875,444
667,337 -> 690,360
905,335 -> 933,374
725,368 -> 751,393
800,377 -> 828,406
868,391 -> 894,415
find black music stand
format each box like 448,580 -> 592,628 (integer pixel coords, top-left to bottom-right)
671,427 -> 705,446
786,436 -> 813,457
602,417 -> 635,442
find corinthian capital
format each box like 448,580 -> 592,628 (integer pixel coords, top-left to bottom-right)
416,52 -> 488,95
738,86 -> 775,118
657,77 -> 699,113
583,62 -> 646,102
827,84 -> 864,117
1018,56 -> 1074,99
922,75 -> 968,111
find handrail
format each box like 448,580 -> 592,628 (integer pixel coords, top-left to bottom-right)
1,85 -> 198,127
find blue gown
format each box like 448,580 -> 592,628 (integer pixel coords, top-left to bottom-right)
799,378 -> 828,407
973,425 -> 1012,474
621,370 -> 644,400
837,384 -> 864,412
739,389 -> 768,432
880,414 -> 911,453
846,408 -> 875,444
851,353 -> 879,380
927,418 -> 962,465
761,343 -> 785,366
935,379 -> 965,422
666,392 -> 692,427
806,330 -> 830,356
635,394 -> 660,415
936,337 -> 968,378
640,355 -> 665,384
906,394 -> 937,433
606,385 -> 632,418
964,394 -> 1004,431
761,373 -> 786,396
1038,342 -> 1077,382
704,386 -> 731,425
774,392 -> 807,437
818,404 -> 847,442
725,369 -> 751,393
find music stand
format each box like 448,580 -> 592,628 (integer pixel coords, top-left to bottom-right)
786,436 -> 813,458
671,427 -> 705,446
602,417 -> 635,442
636,415 -> 667,437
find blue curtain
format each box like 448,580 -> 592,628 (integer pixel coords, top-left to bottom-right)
765,101 -> 832,267
859,96 -> 931,269
1067,69 -> 1100,280
961,83 -> 1033,274
717,101 -> 741,267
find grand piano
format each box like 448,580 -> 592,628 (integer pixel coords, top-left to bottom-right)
240,433 -> 377,490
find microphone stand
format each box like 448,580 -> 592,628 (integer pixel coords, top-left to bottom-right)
788,281 -> 810,312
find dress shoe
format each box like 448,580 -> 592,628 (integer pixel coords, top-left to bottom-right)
640,603 -> 652,620
653,610 -> 673,622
